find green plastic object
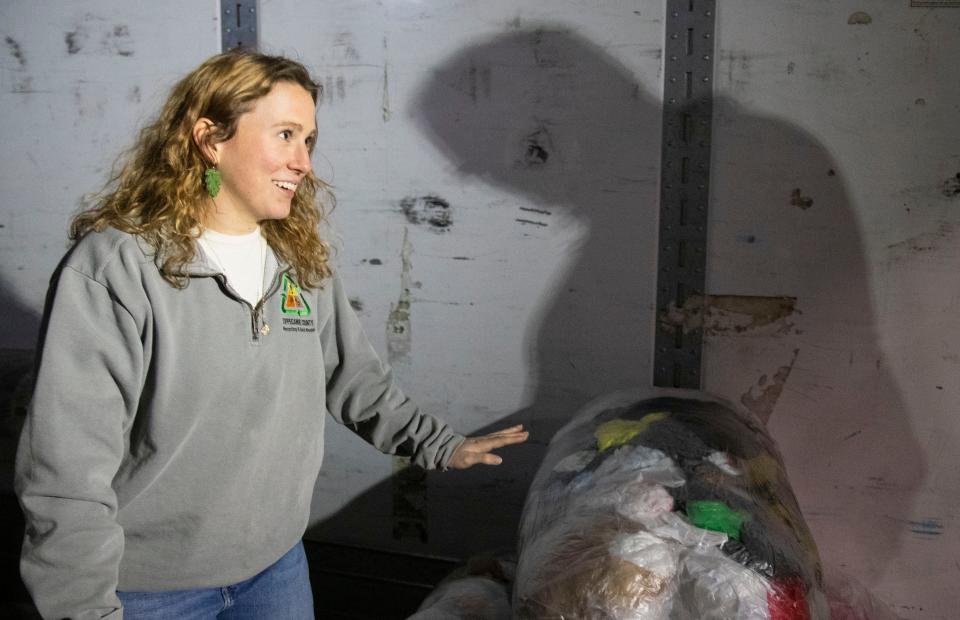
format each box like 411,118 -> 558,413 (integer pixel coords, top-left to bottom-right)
686,500 -> 747,540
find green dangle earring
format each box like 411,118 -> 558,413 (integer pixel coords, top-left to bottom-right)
204,167 -> 221,198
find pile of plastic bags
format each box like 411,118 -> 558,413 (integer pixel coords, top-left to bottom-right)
514,391 -> 829,619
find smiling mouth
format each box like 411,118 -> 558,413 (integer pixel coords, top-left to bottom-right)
273,180 -> 298,192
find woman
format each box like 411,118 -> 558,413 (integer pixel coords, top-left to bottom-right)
15,50 -> 527,620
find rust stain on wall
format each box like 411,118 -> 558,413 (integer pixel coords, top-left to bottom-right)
658,295 -> 799,336
740,348 -> 800,425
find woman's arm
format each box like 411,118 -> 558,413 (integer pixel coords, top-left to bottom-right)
16,263 -> 144,620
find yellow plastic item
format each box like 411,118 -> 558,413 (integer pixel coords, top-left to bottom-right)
594,412 -> 669,452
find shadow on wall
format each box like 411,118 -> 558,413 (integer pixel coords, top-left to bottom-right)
0,276 -> 41,351
0,275 -> 40,475
311,26 -> 924,587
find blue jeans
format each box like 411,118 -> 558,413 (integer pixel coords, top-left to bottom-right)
117,541 -> 314,620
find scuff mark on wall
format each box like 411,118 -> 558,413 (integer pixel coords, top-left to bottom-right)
361,257 -> 383,265
73,85 -> 108,120
127,85 -> 141,104
65,31 -> 83,54
908,518 -> 943,537
519,206 -> 552,216
660,295 -> 799,336
335,76 -> 346,100
64,16 -> 134,57
324,76 -> 334,105
333,31 -> 360,61
790,188 -> 814,210
941,172 -> 960,197
387,228 -> 413,364
399,195 -> 452,231
740,348 -> 800,425
348,297 -> 364,312
386,228 -> 427,542
516,218 -> 548,227
382,64 -> 390,121
381,35 -> 390,121
522,126 -> 552,167
5,35 -> 32,93
108,25 -> 134,56
532,28 -> 573,69
847,12 -> 873,25
887,221 -> 955,259
5,36 -> 26,67
786,61 -> 795,74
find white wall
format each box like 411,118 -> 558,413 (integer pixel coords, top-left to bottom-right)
2,1 -> 957,618
0,1 -> 220,346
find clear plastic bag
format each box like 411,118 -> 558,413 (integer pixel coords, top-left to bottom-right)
515,390 -> 830,619
409,555 -> 515,620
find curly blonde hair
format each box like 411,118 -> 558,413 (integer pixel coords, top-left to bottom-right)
71,49 -> 334,289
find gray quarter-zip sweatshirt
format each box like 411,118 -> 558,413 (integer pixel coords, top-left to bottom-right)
15,227 -> 465,620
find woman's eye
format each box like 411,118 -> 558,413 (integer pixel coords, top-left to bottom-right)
279,130 -> 292,140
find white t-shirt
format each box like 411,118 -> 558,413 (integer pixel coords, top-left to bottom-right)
197,227 -> 268,306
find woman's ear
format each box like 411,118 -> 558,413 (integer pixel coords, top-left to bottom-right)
192,117 -> 220,166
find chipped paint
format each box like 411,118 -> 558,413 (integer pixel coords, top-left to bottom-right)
659,294 -> 799,336
790,188 -> 814,210
847,11 -> 873,25
362,257 -> 383,265
399,195 -> 452,231
740,348 -> 800,424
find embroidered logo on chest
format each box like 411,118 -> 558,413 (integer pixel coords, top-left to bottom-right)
281,274 -> 311,316
280,274 -> 316,333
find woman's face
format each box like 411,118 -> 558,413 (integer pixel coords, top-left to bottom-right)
208,81 -> 317,233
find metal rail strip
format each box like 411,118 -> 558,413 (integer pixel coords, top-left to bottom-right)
654,0 -> 717,388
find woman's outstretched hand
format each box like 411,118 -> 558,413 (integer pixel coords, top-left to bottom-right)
447,424 -> 529,469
